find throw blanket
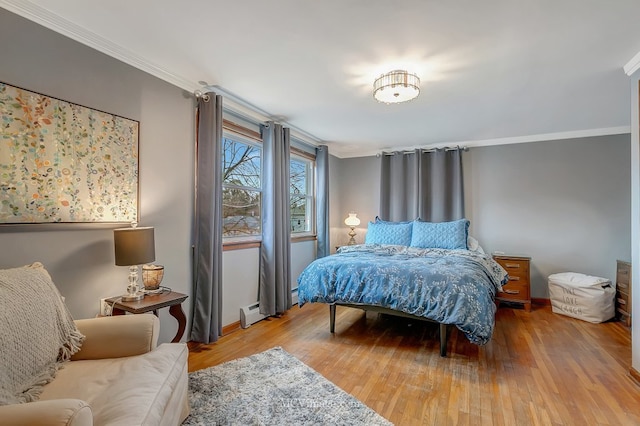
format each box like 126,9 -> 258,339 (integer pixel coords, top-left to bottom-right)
0,263 -> 85,405
297,244 -> 508,345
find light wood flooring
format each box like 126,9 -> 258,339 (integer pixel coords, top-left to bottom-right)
188,303 -> 639,425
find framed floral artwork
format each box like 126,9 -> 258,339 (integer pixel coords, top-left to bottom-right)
0,82 -> 139,227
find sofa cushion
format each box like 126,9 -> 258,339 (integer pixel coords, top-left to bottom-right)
39,343 -> 188,426
0,263 -> 84,405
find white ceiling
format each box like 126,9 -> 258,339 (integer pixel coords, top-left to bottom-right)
3,0 -> 640,157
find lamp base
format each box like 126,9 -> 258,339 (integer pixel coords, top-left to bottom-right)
121,292 -> 144,302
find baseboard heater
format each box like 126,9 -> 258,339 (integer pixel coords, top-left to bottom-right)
240,303 -> 265,329
239,288 -> 299,329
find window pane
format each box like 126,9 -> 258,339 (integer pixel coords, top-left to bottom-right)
290,195 -> 309,232
223,137 -> 261,189
290,157 -> 312,234
290,159 -> 307,196
223,188 -> 261,237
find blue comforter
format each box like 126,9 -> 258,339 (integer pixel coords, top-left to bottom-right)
297,244 -> 508,345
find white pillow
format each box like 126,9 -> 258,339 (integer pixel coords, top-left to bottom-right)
467,236 -> 485,254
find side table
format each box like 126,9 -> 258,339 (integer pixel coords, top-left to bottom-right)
105,291 -> 188,343
492,254 -> 532,312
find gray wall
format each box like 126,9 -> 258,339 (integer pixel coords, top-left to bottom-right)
0,9 -> 319,340
0,10 -> 195,343
331,135 -> 631,298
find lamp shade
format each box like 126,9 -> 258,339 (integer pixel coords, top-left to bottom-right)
344,213 -> 360,227
114,227 -> 155,266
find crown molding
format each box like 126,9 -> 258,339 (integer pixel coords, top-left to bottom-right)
208,85 -> 321,147
332,126 -> 631,159
0,0 -> 323,148
624,50 -> 640,76
0,0 -> 199,92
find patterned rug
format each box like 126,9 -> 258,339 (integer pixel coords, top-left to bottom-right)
184,347 -> 392,426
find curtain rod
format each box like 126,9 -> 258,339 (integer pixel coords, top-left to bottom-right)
379,146 -> 468,156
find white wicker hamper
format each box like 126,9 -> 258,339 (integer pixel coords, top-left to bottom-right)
548,272 -> 615,323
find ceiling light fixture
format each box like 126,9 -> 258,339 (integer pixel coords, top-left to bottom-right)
373,70 -> 420,104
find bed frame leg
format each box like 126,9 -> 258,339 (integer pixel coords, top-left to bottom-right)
439,323 -> 447,357
330,304 -> 336,333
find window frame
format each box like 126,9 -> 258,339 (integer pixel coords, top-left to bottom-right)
290,147 -> 316,241
221,121 -> 263,245
220,119 -> 318,249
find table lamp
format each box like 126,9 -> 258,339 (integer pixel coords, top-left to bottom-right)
344,212 -> 360,245
114,224 -> 155,302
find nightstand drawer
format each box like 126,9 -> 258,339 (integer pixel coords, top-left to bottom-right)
616,290 -> 630,312
503,269 -> 530,283
498,281 -> 530,301
616,268 -> 630,286
616,280 -> 630,292
499,260 -> 529,273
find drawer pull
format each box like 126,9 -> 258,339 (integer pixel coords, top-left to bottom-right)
508,276 -> 520,281
504,289 -> 520,295
505,263 -> 520,268
617,298 -> 626,305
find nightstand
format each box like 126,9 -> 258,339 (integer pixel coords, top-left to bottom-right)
105,291 -> 188,342
615,260 -> 632,327
492,254 -> 532,312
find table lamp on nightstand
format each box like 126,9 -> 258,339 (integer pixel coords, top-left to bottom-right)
344,212 -> 360,245
114,223 -> 155,302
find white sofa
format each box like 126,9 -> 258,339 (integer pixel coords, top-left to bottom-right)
0,263 -> 190,426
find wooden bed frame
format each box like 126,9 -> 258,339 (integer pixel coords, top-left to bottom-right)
329,303 -> 450,357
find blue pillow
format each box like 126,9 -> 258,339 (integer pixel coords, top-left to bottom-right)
374,216 -> 413,224
365,221 -> 412,246
410,219 -> 469,250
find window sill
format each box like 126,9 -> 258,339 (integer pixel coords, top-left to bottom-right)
291,234 -> 316,243
223,239 -> 261,251
222,234 -> 316,251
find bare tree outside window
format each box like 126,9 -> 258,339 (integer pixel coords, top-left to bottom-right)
222,137 -> 261,237
222,135 -> 315,238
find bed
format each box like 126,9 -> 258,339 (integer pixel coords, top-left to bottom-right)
296,219 -> 508,357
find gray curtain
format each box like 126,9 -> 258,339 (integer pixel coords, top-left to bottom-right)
190,91 -> 223,343
380,147 -> 464,222
315,145 -> 330,258
259,122 -> 292,316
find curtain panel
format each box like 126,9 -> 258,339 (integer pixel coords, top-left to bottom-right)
259,122 -> 292,316
380,148 -> 465,222
190,92 -> 224,344
315,145 -> 330,258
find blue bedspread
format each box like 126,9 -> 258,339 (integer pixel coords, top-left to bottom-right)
297,244 -> 508,345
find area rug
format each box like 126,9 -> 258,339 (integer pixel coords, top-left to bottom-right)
184,347 -> 392,425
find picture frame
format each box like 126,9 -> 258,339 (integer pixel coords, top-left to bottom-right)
0,81 -> 139,228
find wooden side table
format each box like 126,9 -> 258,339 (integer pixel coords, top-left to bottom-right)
105,291 -> 188,343
492,254 -> 532,312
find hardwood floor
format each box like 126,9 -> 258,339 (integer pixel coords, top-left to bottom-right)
188,303 -> 640,425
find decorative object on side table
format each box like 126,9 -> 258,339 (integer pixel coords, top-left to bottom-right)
344,212 -> 361,245
142,264 -> 164,291
492,254 -> 532,312
114,223 -> 155,302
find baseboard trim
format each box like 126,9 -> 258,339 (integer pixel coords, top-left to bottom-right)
532,298 -> 551,306
222,321 -> 241,336
630,367 -> 640,386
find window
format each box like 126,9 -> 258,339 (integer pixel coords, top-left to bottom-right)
222,135 -> 261,238
290,154 -> 314,234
